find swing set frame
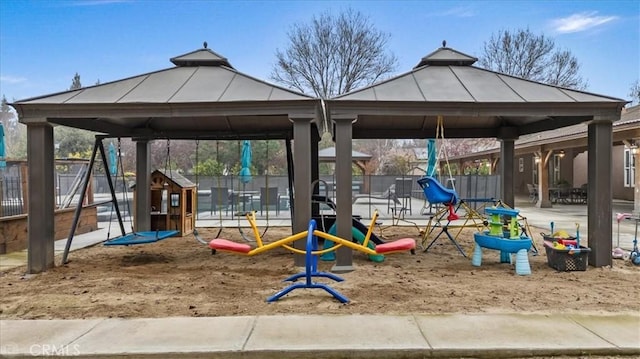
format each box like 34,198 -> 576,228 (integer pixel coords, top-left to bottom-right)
62,136 -> 179,263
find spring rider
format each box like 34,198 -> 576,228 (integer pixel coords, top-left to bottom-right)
472,207 -> 532,275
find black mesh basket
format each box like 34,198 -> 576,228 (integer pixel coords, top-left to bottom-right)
544,243 -> 590,271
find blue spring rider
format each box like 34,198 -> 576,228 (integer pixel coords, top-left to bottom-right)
472,207 -> 532,275
267,220 -> 349,303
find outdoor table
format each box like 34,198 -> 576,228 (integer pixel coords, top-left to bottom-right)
549,187 -> 587,204
231,190 -> 258,215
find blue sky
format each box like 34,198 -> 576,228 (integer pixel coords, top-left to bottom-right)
1,0 -> 638,103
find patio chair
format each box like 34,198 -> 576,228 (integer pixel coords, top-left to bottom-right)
260,187 -> 280,215
572,183 -> 588,204
210,186 -> 231,215
556,184 -> 572,204
390,178 -> 413,215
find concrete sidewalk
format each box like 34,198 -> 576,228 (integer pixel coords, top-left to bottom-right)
2,313 -> 639,358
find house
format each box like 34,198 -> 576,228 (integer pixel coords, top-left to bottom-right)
445,104 -> 639,205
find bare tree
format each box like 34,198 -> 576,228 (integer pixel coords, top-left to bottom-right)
479,28 -> 587,90
271,8 -> 397,98
629,80 -> 640,105
70,72 -> 82,90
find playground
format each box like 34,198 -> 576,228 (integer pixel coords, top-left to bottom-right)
1,222 -> 639,320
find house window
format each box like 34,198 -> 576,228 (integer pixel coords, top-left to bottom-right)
552,154 -> 562,185
532,157 -> 538,185
624,149 -> 636,187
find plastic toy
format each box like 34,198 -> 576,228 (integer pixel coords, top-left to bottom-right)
631,224 -> 640,265
631,238 -> 640,266
267,220 -> 348,303
205,211 -> 416,257
472,206 -> 532,275
612,213 -> 640,265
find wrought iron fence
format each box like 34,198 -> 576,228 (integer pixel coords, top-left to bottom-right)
1,175 -> 24,216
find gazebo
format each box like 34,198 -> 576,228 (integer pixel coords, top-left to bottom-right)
324,45 -> 625,271
11,43 -> 625,273
11,44 -> 323,273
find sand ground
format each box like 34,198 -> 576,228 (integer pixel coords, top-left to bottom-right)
1,225 -> 639,319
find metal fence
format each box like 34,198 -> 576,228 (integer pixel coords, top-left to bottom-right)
0,176 -> 24,216
1,169 -> 501,220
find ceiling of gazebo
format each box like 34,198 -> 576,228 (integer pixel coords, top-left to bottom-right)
11,44 -> 321,140
325,46 -> 626,139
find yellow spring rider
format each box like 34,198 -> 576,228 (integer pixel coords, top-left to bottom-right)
208,210 -> 416,257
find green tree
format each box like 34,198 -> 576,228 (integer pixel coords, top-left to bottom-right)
272,8 -> 397,98
193,158 -> 224,176
54,126 -> 94,159
479,28 -> 587,90
1,95 -> 27,160
53,73 -> 94,159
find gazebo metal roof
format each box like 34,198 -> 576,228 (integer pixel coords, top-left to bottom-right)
12,44 -> 322,140
326,46 -> 625,139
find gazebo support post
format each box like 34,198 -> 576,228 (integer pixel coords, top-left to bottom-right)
292,117 -> 313,267
311,131 -> 320,220
588,118 -> 613,267
26,121 -> 55,273
332,116 -> 355,273
135,139 -> 151,232
499,128 -> 517,208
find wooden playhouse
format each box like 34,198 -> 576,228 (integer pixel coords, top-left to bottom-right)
135,169 -> 196,236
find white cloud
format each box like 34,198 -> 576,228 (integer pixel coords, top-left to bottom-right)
441,6 -> 476,18
551,11 -> 618,34
0,75 -> 27,84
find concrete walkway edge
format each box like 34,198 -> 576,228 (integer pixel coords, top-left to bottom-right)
2,313 -> 639,358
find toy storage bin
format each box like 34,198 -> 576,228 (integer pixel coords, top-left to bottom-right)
543,241 -> 590,271
541,233 -> 576,242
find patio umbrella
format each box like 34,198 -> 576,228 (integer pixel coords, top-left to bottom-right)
239,140 -> 252,184
426,139 -> 437,177
0,123 -> 6,169
237,140 -> 252,214
108,142 -> 117,176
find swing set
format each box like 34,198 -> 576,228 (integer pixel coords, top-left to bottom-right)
62,137 -> 179,263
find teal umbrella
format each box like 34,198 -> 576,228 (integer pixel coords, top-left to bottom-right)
108,142 -> 117,176
239,140 -> 252,183
426,139 -> 437,177
0,124 -> 6,169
